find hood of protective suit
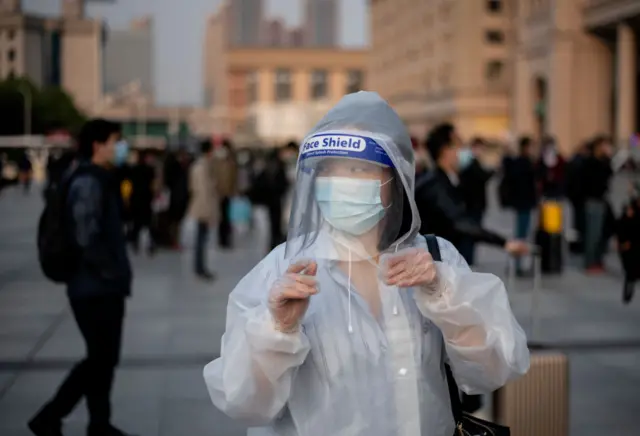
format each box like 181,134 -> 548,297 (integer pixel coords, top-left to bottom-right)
285,91 -> 420,259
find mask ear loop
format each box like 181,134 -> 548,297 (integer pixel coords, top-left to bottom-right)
392,242 -> 400,316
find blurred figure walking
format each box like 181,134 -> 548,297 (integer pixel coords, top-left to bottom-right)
502,137 -> 539,275
212,140 -> 237,249
188,140 -> 218,280
164,148 -> 191,249
458,137 -> 494,265
565,141 -> 591,253
129,151 -> 157,255
583,136 -> 614,273
30,119 -> 134,436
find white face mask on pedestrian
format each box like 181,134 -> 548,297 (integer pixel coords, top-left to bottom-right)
314,176 -> 393,236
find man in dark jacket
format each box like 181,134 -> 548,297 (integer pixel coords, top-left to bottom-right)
416,123 -> 527,257
458,137 -> 495,264
415,123 -> 527,414
29,119 -> 134,436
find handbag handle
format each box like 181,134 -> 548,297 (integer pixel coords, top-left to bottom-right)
424,234 -> 463,425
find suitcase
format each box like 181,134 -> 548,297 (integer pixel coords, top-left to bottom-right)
493,353 -> 569,436
495,246 -> 570,436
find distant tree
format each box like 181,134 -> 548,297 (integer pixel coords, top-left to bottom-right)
36,86 -> 86,135
0,76 -> 86,136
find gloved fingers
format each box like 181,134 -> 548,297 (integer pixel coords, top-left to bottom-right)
287,259 -> 318,275
285,272 -> 318,288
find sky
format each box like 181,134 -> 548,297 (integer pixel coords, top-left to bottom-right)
23,0 -> 369,106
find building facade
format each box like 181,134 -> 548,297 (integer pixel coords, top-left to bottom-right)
204,2 -> 366,143
103,17 -> 154,101
228,47 -> 366,142
369,0 -> 512,141
512,0 -> 640,154
0,0 -> 105,113
228,0 -> 264,46
305,0 -> 338,47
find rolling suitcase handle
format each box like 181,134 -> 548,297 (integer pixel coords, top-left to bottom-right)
506,244 -> 542,341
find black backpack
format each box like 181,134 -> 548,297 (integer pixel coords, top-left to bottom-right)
37,165 -> 88,283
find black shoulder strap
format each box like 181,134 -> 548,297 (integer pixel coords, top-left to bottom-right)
423,234 -> 463,424
424,234 -> 441,261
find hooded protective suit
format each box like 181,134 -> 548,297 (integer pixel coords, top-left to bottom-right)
204,92 -> 529,436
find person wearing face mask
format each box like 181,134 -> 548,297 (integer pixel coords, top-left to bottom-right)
415,123 -> 528,260
203,92 -> 529,436
458,137 -> 495,265
29,120 -> 135,436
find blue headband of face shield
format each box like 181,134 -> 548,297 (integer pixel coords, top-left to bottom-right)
299,133 -> 395,169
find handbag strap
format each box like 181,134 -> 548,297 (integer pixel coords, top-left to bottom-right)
423,234 -> 463,424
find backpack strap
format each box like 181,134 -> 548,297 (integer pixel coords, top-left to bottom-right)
423,234 -> 463,425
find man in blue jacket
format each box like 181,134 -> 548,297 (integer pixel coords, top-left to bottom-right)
29,119 -> 134,436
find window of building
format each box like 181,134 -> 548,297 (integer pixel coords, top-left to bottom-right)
485,30 -> 505,44
487,0 -> 502,12
311,69 -> 328,99
246,70 -> 258,103
8,29 -> 15,40
8,49 -> 16,62
346,70 -> 363,94
486,60 -> 504,81
275,68 -> 291,102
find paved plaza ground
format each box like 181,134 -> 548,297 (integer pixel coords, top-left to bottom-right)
0,176 -> 639,436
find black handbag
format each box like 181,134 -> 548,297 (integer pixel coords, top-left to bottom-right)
424,235 -> 511,436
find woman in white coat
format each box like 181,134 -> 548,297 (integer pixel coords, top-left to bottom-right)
204,91 -> 530,436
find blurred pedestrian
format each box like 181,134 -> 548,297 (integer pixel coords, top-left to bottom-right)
188,140 -> 218,280
416,123 -> 528,258
537,136 -> 565,199
164,147 -> 191,249
30,119 -> 134,436
582,136 -> 614,273
18,150 -> 32,194
616,196 -> 640,304
212,139 -> 237,249
565,141 -> 591,254
458,137 -> 495,265
502,137 -> 539,276
129,150 -> 157,255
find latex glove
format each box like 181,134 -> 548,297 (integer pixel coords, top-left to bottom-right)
381,248 -> 438,290
268,259 -> 319,333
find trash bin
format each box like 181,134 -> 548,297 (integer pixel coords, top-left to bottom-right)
535,199 -> 563,274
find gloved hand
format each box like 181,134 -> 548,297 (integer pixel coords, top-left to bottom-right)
268,259 -> 319,333
381,248 -> 438,290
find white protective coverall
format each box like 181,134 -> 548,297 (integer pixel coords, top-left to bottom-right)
204,91 -> 530,436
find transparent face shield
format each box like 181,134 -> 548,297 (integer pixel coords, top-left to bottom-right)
285,131 -> 410,263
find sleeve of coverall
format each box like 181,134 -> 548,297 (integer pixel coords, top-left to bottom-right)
414,237 -> 530,394
203,250 -> 311,426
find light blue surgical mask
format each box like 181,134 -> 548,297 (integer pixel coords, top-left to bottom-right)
315,176 -> 391,236
457,148 -> 474,170
113,140 -> 129,166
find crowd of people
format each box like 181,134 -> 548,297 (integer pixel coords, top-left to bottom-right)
23,90 -> 639,436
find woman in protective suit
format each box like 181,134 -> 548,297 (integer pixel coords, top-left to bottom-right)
203,92 -> 530,436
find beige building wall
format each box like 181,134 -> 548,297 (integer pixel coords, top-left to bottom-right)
512,0 -> 639,155
60,19 -> 103,113
0,6 -> 104,116
370,0 -> 511,142
207,47 -> 367,141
